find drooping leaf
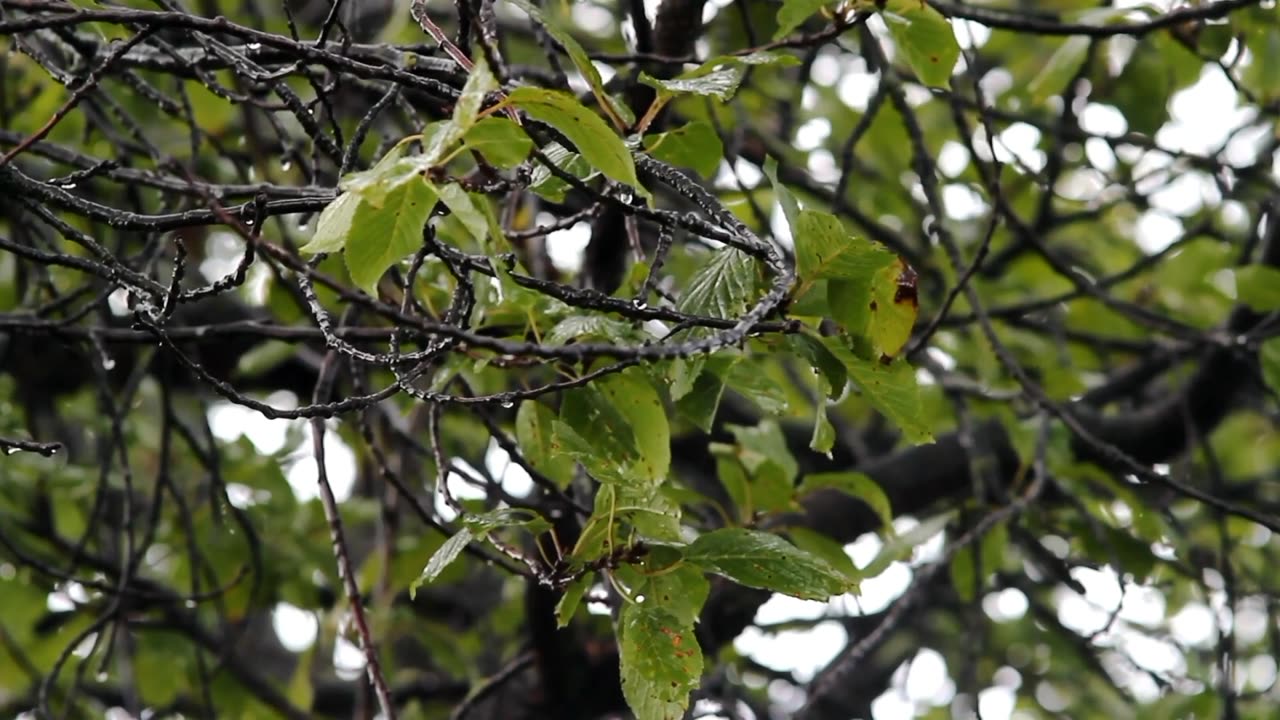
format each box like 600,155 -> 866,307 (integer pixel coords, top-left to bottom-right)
464,116 -> 533,169
506,87 -> 641,192
1235,264 -> 1280,311
344,178 -> 439,296
821,335 -> 933,443
684,528 -> 852,600
643,122 -> 723,179
950,515 -> 1022,602
516,400 -> 576,489
774,0 -> 837,40
505,0 -> 624,125
798,472 -> 895,532
411,526 -> 474,597
763,156 -> 802,238
300,191 -> 361,254
619,604 -> 704,720
1027,36 -> 1090,105
1262,337 -> 1280,396
881,1 -> 961,88
556,573 -> 591,627
861,512 -> 953,578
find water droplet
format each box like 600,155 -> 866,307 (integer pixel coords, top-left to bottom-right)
247,42 -> 262,50
184,600 -> 197,609
96,671 -> 109,682
297,224 -> 309,233
101,357 -> 116,370
635,594 -> 646,603
281,161 -> 293,171
501,400 -> 514,409
61,182 -> 77,189
3,447 -> 17,456
632,299 -> 648,310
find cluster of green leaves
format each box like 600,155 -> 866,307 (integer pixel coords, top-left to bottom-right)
295,5 -> 967,717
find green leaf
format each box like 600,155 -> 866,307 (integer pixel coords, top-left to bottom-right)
528,141 -> 597,202
465,507 -> 551,534
641,67 -> 745,102
623,563 -> 710,627
774,0 -> 836,40
506,87 -> 641,192
619,604 -> 704,720
798,472 -> 894,531
1261,337 -> 1280,396
675,355 -> 737,432
544,315 -> 638,345
792,209 -> 897,294
436,183 -> 489,244
505,0 -> 622,124
517,400 -> 576,489
464,116 -> 533,169
556,370 -> 669,485
677,248 -> 761,319
715,456 -> 751,521
1235,264 -> 1280,311
882,2 -> 961,88
788,332 -> 848,399
788,526 -> 861,583
684,528 -> 852,600
556,574 -> 591,627
424,56 -> 497,166
951,521 -> 1008,602
344,178 -> 439,295
867,258 -> 919,359
861,511 -> 952,578
1027,36 -> 1090,105
763,157 -> 802,238
411,526 -> 474,597
810,403 -> 835,455
301,191 -> 361,254
821,335 -> 933,443
727,359 -> 791,415
643,122 -> 723,179
727,420 -> 798,482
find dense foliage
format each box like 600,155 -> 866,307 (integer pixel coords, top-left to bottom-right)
2,0 -> 1280,718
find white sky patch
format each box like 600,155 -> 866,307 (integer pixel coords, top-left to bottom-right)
734,620 -> 847,682
546,221 -> 592,275
837,71 -> 879,112
936,141 -> 970,178
795,118 -> 832,152
1160,66 -> 1252,156
485,439 -> 534,498
434,459 -> 490,522
285,422 -> 356,503
1134,210 -> 1184,254
333,634 -> 366,680
903,648 -> 956,705
273,602 -> 318,652
1170,602 -> 1216,648
1079,103 -> 1128,138
983,588 -> 1029,623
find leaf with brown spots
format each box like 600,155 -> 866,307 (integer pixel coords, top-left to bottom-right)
619,605 -> 704,720
880,1 -> 960,88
